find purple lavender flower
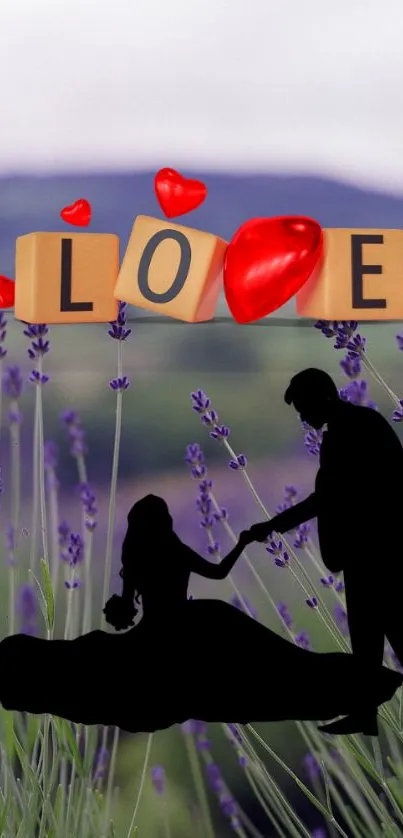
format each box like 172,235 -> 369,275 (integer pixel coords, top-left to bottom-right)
61,410 -> 87,457
227,723 -> 248,767
277,484 -> 298,511
320,575 -> 334,587
63,532 -> 84,567
185,443 -> 207,480
17,584 -> 38,635
396,333 -> 403,351
346,333 -> 367,358
205,763 -> 240,830
339,379 -> 376,408
294,523 -> 310,548
93,747 -> 109,780
277,601 -> 293,629
209,424 -> 230,440
266,538 -> 289,568
44,440 -> 57,470
303,753 -> 321,782
340,353 -> 361,379
334,604 -> 349,636
151,765 -> 166,795
392,399 -> 403,423
109,376 -> 130,391
65,577 -> 82,589
108,301 -> 131,341
58,521 -> 70,549
207,541 -> 220,556
23,324 -> 50,359
196,489 -> 214,530
80,483 -> 97,532
3,365 -> 23,399
0,313 -> 8,358
335,579 -> 344,593
311,830 -> 327,838
5,524 -> 15,556
228,454 -> 247,470
181,719 -> 209,740
306,597 -> 318,609
315,320 -> 358,347
29,370 -> 49,386
190,390 -> 231,441
302,422 -> 323,456
294,631 -> 311,650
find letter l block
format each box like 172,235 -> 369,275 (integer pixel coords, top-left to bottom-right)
15,232 -> 119,324
114,215 -> 227,322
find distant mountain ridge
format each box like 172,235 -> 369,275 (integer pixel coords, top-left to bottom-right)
1,170 -> 402,319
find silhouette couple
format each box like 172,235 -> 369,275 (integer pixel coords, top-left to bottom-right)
0,368 -> 402,736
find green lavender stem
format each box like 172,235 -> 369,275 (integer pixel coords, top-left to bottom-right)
183,732 -> 215,838
125,734 -> 153,838
36,361 -> 49,567
99,338 -> 125,812
8,399 -> 20,637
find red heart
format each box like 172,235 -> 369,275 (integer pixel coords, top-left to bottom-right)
60,199 -> 91,227
154,168 -> 207,218
223,216 -> 324,323
0,275 -> 15,308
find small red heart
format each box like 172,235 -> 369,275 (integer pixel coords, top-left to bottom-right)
0,275 -> 15,308
60,199 -> 91,227
154,168 -> 207,218
223,216 -> 324,323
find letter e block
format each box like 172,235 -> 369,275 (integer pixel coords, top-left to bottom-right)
296,228 -> 403,320
15,233 -> 119,324
114,215 -> 227,322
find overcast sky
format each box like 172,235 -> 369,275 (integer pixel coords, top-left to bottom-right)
1,0 -> 403,191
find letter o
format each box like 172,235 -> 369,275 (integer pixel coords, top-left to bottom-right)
137,229 -> 192,303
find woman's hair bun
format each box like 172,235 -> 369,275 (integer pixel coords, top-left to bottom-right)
103,594 -> 138,631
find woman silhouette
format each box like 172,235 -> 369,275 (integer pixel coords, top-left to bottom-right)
0,494 -> 401,735
102,494 -> 251,633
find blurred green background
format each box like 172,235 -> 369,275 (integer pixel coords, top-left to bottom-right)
1,315 -> 402,836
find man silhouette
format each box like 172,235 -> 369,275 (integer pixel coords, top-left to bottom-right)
248,368 -> 403,735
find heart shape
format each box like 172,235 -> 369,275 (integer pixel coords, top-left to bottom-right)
223,216 -> 324,323
0,275 -> 15,308
60,199 -> 92,227
154,168 -> 207,218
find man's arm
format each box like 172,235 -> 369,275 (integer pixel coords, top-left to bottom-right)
250,493 -> 317,541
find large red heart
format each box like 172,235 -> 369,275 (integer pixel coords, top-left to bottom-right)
0,275 -> 15,308
223,216 -> 323,323
154,168 -> 207,218
60,198 -> 91,227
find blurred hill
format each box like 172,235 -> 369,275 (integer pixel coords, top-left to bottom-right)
1,170 -> 403,318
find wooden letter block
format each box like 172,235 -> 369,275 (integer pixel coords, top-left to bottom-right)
15,232 -> 119,324
114,215 -> 227,322
296,228 -> 403,320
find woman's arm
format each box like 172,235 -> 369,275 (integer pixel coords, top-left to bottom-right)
249,492 -> 318,542
183,537 -> 246,580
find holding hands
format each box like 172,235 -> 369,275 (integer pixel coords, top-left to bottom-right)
238,521 -> 275,548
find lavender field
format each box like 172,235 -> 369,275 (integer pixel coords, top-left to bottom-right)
0,306 -> 403,837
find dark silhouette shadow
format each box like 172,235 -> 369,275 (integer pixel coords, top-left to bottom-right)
0,493 -> 401,735
247,367 -> 403,736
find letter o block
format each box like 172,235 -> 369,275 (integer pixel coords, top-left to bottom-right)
15,232 -> 119,324
114,215 -> 227,322
296,228 -> 403,320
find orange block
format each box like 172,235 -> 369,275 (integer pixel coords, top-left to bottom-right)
114,215 -> 227,322
15,232 -> 119,324
296,228 -> 403,320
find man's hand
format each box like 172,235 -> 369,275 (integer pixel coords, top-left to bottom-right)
248,522 -> 274,543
